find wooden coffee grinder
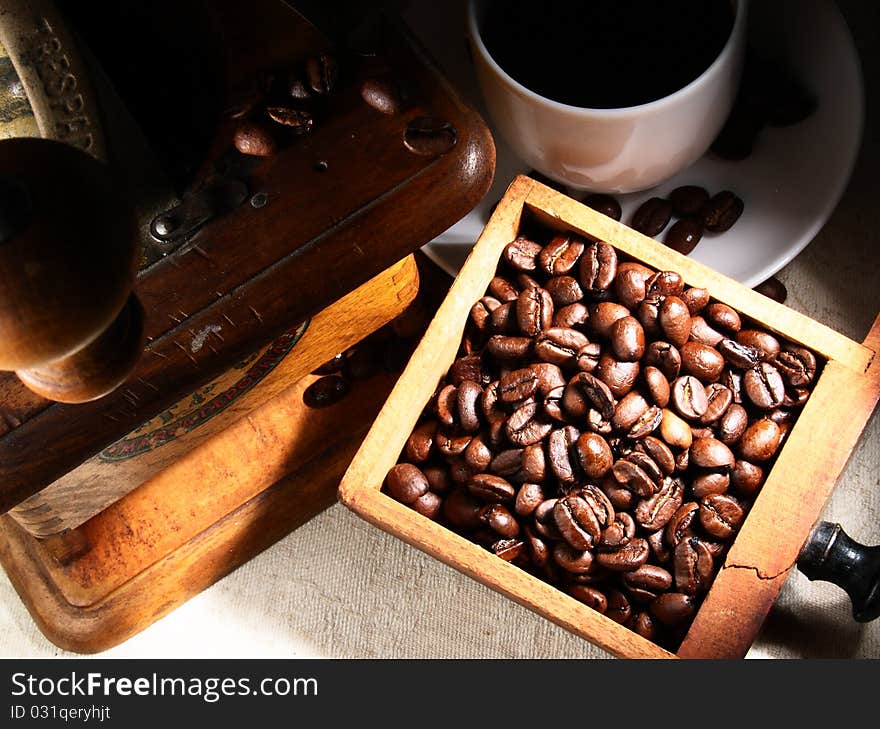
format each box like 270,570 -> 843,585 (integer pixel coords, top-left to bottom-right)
0,0 -> 494,651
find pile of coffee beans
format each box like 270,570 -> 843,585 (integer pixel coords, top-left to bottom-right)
229,52 -> 340,157
383,226 -> 819,650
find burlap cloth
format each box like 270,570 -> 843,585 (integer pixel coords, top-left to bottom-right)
1,0 -> 877,659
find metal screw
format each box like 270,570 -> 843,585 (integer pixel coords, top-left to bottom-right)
250,192 -> 268,208
314,160 -> 329,172
152,214 -> 179,238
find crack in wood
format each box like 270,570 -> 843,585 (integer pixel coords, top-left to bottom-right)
723,560 -> 797,581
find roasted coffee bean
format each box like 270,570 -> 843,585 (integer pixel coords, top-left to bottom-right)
623,564 -> 673,597
699,384 -> 733,425
628,611 -> 657,640
545,276 -> 584,307
553,302 -> 589,329
463,435 -> 493,472
535,328 -> 589,367
386,464 -> 429,504
515,482 -> 545,516
489,301 -> 518,334
570,584 -> 608,612
612,459 -> 657,497
705,303 -> 742,333
570,432 -> 613,479
674,448 -> 690,472
523,525 -> 550,567
736,330 -> 780,361
722,369 -> 744,403
615,262 -> 655,310
775,345 -> 817,387
631,197 -> 672,237
731,460 -> 764,496
470,296 -> 502,333
517,286 -> 554,336
305,52 -> 338,94
643,366 -> 671,408
491,449 -> 524,480
313,352 -> 345,376
637,298 -> 662,339
548,426 -> 580,486
583,193 -> 622,220
600,512 -> 635,550
596,352 -> 640,398
665,502 -> 700,548
612,391 -> 650,432
531,363 -> 566,396
624,451 -> 663,484
699,494 -> 744,540
486,335 -> 532,359
717,337 -> 761,369
405,421 -> 436,462
450,457 -> 476,486
521,444 -> 547,482
450,354 -> 489,386
489,276 -> 519,303
646,271 -> 685,299
671,375 -> 709,420
435,384 -> 458,427
503,236 -> 544,271
492,538 -> 526,561
605,589 -> 633,624
691,471 -> 730,498
660,408 -> 693,449
680,341 -> 725,383
717,403 -> 748,445
576,342 -> 602,372
540,234 -> 584,276
581,484 -> 615,527
579,241 -> 618,292
611,316 -> 646,362
436,428 -> 472,457
637,437 -> 676,476
457,380 -> 483,432
404,117 -> 457,155
266,106 -> 314,134
411,491 -> 442,520
573,372 -> 616,420
554,495 -> 602,550
553,542 -> 595,574
681,287 -> 710,315
663,219 -> 703,255
360,77 -> 403,114
596,538 -> 650,572
506,400 -> 553,446
754,276 -> 788,303
234,121 -> 277,156
674,537 -> 714,594
303,375 -> 349,407
744,362 -> 786,409
589,301 -> 631,339
468,473 -> 516,502
690,437 -> 735,470
423,465 -> 451,494
635,477 -> 683,531
649,592 -> 696,627
659,296 -> 691,348
645,341 -> 681,381
739,418 -> 782,462
687,320 -> 723,351
629,406 -> 663,440
669,185 -> 710,217
700,190 -> 744,232
500,368 -> 539,403
480,503 -> 520,538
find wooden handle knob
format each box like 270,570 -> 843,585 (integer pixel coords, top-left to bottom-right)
797,521 -> 880,622
0,137 -> 141,402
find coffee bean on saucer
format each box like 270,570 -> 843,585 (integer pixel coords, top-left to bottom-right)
404,117 -> 457,156
233,121 -> 277,156
305,52 -> 338,95
753,277 -> 787,304
303,375 -> 349,407
668,186 -> 710,217
361,77 -> 403,115
583,193 -> 622,221
631,197 -> 672,237
700,191 -> 744,232
663,219 -> 703,255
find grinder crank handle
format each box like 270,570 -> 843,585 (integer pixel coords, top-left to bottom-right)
797,521 -> 880,622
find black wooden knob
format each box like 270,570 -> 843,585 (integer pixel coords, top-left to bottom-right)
797,522 -> 880,622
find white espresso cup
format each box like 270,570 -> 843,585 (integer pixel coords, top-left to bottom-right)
466,0 -> 749,194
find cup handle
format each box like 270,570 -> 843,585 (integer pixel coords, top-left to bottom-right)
797,521 -> 880,622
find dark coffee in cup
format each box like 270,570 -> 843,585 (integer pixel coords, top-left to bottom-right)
480,0 -> 735,108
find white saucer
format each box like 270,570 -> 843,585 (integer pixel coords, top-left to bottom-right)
407,0 -> 864,287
